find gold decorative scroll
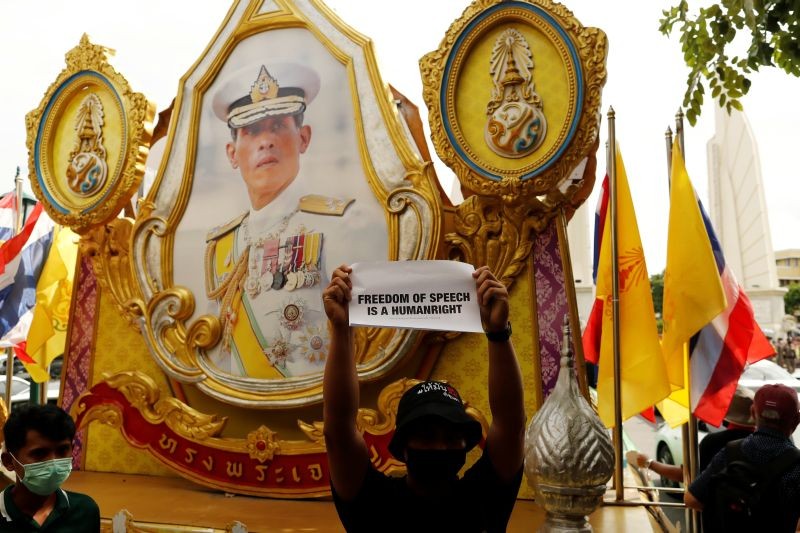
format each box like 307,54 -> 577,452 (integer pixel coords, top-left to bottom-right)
73,372 -> 489,497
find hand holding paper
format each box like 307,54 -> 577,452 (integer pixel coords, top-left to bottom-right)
322,264 -> 353,328
347,260 -> 484,332
474,265 -> 509,333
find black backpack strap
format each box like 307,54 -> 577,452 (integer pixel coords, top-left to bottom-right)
726,439 -> 800,487
724,439 -> 745,464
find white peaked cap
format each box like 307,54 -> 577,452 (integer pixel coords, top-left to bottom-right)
211,62 -> 321,128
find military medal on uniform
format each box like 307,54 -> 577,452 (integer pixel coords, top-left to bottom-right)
261,239 -> 278,290
303,232 -> 323,287
245,245 -> 261,298
285,234 -> 305,291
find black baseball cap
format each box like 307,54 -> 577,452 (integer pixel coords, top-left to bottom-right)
388,381 -> 483,460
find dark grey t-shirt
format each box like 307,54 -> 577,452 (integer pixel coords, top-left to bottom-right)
332,452 -> 522,533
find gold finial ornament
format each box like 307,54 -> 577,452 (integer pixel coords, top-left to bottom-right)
250,65 -> 279,103
485,28 -> 547,158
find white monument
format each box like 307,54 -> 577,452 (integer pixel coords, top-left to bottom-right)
568,199 -> 595,327
706,105 -> 786,337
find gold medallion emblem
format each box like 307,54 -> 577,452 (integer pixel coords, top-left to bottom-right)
26,35 -> 155,233
283,303 -> 300,323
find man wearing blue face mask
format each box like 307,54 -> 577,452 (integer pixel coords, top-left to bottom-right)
0,404 -> 99,531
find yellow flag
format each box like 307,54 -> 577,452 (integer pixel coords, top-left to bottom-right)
661,140 -> 726,390
596,146 -> 671,427
657,346 -> 691,427
23,225 -> 78,383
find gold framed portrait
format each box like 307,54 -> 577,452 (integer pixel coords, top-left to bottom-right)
130,0 -> 442,407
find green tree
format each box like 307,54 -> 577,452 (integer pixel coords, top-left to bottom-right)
651,271 -> 665,317
660,0 -> 800,125
785,283 -> 800,315
651,272 -> 665,334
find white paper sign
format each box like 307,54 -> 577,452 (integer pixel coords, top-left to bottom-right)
348,260 -> 483,332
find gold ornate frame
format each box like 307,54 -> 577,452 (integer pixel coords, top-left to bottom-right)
422,0 -> 606,287
120,0 -> 442,408
25,35 -> 155,233
421,0 -> 605,199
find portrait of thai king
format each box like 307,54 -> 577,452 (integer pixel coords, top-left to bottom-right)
174,29 -> 389,381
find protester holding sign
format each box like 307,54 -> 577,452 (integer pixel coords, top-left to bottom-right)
322,263 -> 525,533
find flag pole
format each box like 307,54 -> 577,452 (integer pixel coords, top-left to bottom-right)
607,107 -> 624,501
673,109 -> 699,533
675,108 -> 685,160
665,127 -> 673,189
665,125 -> 694,531
13,167 -> 22,234
5,167 -> 24,411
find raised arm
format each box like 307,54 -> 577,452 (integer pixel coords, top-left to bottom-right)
322,264 -> 370,500
474,266 -> 526,482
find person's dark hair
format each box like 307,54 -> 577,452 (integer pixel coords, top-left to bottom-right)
228,113 -> 305,141
3,404 -> 76,454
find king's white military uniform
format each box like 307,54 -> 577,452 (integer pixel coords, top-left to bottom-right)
204,61 -> 387,379
206,175 -> 354,378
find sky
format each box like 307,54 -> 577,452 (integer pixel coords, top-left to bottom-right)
1,0 -> 798,274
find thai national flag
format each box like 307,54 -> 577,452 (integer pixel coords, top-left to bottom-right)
0,193 -> 18,244
689,201 -> 774,426
0,203 -> 55,347
582,175 -> 609,365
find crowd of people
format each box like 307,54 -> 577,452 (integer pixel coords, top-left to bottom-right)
772,336 -> 799,374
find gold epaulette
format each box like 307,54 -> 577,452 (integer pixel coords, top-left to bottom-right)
206,212 -> 247,242
298,194 -> 355,216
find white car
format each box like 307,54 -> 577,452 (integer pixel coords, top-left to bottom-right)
0,374 -> 60,407
0,375 -> 40,406
654,359 -> 800,487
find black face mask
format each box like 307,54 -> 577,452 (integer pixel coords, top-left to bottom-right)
405,448 -> 467,484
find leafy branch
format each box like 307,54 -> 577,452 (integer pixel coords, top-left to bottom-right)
660,0 -> 800,125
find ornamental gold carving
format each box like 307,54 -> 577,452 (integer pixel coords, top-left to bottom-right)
423,0 -> 606,287
104,372 -> 226,440
26,34 -> 155,233
81,218 -> 139,327
67,93 -> 109,196
246,425 -> 281,463
485,28 -> 546,158
297,378 -> 420,447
